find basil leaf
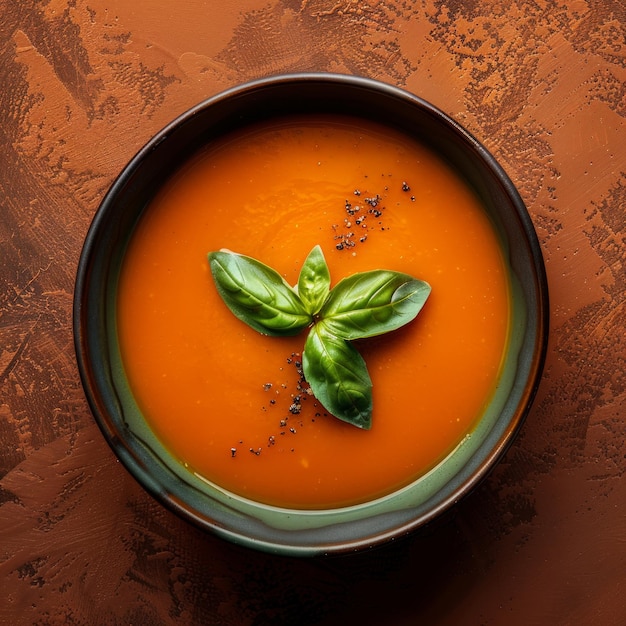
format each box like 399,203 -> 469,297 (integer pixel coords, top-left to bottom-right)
297,245 -> 330,315
319,271 -> 431,340
302,323 -> 372,429
208,250 -> 312,336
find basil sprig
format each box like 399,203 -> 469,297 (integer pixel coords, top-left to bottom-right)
208,246 -> 430,429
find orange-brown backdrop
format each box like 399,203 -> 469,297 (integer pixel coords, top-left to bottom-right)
1,1 -> 624,624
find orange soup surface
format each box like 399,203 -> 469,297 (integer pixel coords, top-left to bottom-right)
117,116 -> 510,509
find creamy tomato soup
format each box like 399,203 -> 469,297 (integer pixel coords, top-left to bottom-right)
116,116 -> 510,509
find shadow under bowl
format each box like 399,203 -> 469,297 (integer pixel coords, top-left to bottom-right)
73,73 -> 549,556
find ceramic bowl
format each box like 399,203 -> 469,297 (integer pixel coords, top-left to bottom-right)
74,73 -> 548,556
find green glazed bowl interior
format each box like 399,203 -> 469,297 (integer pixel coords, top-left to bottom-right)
73,73 -> 549,556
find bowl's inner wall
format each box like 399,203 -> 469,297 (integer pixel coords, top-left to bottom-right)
76,76 -> 548,555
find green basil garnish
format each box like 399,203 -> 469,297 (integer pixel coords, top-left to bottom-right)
303,324 -> 373,429
297,245 -> 330,316
208,249 -> 311,336
318,270 -> 431,340
208,245 -> 431,428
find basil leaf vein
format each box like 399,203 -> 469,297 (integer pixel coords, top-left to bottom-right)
208,250 -> 311,336
320,271 -> 431,340
303,323 -> 372,429
297,245 -> 330,315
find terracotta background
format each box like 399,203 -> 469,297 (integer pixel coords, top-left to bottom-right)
1,1 -> 624,624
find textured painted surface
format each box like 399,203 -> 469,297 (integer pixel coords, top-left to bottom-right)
0,1 -> 624,624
